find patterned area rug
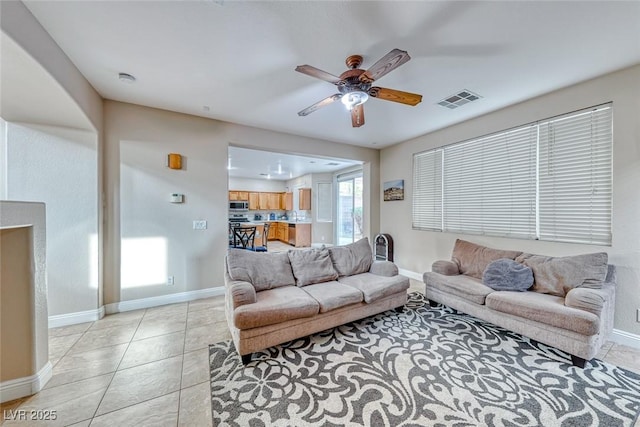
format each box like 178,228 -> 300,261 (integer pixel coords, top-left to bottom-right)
210,292 -> 640,426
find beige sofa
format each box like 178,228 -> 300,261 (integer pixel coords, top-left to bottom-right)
424,239 -> 615,368
225,238 -> 409,364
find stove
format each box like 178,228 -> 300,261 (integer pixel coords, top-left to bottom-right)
229,214 -> 250,223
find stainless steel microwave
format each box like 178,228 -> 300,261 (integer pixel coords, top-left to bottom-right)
229,201 -> 249,211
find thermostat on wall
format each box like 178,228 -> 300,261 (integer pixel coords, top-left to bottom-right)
170,193 -> 184,203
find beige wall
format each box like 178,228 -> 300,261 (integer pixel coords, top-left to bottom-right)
0,226 -> 34,381
104,101 -> 380,305
0,202 -> 48,388
380,64 -> 640,335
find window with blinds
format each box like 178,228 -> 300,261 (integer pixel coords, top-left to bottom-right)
412,104 -> 612,245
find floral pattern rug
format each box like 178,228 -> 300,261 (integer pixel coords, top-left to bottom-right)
210,292 -> 640,426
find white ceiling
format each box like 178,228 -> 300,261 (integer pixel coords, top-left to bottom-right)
21,1 -> 640,149
228,147 -> 360,181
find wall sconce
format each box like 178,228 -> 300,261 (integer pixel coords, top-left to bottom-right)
167,153 -> 182,170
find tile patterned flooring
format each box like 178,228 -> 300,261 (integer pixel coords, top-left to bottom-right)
2,279 -> 639,426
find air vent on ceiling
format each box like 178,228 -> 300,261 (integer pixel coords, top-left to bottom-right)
437,89 -> 482,109
326,162 -> 340,166
259,173 -> 268,176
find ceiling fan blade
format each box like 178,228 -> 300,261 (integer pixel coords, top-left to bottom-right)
369,87 -> 422,106
297,94 -> 342,116
351,104 -> 365,128
295,65 -> 343,84
359,48 -> 411,83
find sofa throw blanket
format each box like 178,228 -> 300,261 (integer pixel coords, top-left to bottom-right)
451,239 -> 522,280
516,252 -> 608,297
482,258 -> 533,291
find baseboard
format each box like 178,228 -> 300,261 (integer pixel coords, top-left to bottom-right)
611,329 -> 640,350
0,362 -> 52,404
104,287 -> 225,315
398,268 -> 422,281
48,306 -> 105,329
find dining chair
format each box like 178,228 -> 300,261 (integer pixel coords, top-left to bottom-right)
231,226 -> 257,250
253,222 -> 270,252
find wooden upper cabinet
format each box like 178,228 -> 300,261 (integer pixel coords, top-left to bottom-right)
229,191 -> 249,201
248,192 -> 260,210
283,192 -> 293,211
258,193 -> 269,210
267,193 -> 280,210
299,188 -> 311,210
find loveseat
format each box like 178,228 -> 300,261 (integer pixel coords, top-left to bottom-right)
424,239 -> 616,368
225,238 -> 410,364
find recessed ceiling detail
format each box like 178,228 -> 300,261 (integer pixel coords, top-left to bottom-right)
437,90 -> 482,109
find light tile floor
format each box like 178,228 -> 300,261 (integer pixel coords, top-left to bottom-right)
1,279 -> 639,426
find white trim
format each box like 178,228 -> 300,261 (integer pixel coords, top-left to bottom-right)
0,361 -> 52,403
48,306 -> 105,328
104,287 -> 225,315
611,329 -> 640,350
398,268 -> 422,282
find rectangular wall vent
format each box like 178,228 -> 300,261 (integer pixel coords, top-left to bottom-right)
437,89 -> 482,109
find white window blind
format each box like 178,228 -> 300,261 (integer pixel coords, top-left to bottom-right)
412,103 -> 612,245
538,106 -> 612,245
316,182 -> 333,222
443,125 -> 537,238
412,149 -> 442,230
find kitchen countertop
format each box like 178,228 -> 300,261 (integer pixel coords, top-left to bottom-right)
249,220 -> 311,225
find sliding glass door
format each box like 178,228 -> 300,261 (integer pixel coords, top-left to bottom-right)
337,171 -> 363,245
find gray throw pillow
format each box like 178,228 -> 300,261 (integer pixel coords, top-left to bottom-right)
515,252 -> 608,297
327,237 -> 373,277
288,247 -> 339,287
227,249 -> 296,292
482,258 -> 533,292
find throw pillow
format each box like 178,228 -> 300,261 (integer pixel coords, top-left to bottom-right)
327,237 -> 373,277
451,239 -> 523,280
482,258 -> 533,292
288,247 -> 339,287
226,249 -> 296,292
516,252 -> 608,297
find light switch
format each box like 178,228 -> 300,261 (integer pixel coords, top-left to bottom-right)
193,220 -> 207,230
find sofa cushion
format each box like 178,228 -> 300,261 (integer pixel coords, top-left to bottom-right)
482,258 -> 533,292
485,291 -> 600,336
515,252 -> 608,297
424,272 -> 494,305
301,281 -> 363,313
451,239 -> 522,279
288,247 -> 338,287
328,238 -> 373,277
338,273 -> 409,303
227,249 -> 295,292
233,286 -> 319,330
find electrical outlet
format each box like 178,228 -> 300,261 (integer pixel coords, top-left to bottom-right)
167,276 -> 175,286
193,220 -> 207,230
637,308 -> 640,323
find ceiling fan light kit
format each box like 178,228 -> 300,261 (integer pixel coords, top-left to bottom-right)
295,49 -> 422,128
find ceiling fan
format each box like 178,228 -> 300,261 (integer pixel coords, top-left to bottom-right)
295,49 -> 422,128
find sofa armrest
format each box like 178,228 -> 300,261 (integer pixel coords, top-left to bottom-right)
565,287 -> 606,317
228,281 -> 257,309
432,260 -> 460,276
369,261 -> 398,277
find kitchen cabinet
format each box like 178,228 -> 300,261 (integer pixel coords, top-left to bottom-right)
267,222 -> 278,240
293,223 -> 311,247
229,191 -> 249,201
248,192 -> 260,210
276,222 -> 288,242
299,188 -> 311,210
283,192 -> 293,210
268,193 -> 280,210
258,193 -> 269,210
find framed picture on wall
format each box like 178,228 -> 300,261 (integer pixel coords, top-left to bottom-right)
383,179 -> 404,201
